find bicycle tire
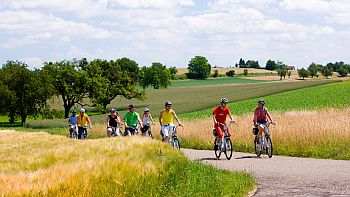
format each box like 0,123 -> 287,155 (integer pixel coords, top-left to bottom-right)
266,136 -> 273,158
224,137 -> 233,160
254,136 -> 262,157
214,140 -> 221,159
173,137 -> 180,150
148,132 -> 153,139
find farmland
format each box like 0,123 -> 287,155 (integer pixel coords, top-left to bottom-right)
0,131 -> 255,196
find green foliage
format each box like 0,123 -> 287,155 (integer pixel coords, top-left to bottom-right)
169,66 -> 178,79
180,80 -> 350,120
277,62 -> 287,80
140,62 -> 171,89
338,67 -> 349,77
0,61 -> 53,125
321,66 -> 333,79
298,68 -> 310,80
308,63 -> 318,78
116,57 -> 140,82
226,70 -> 235,77
42,60 -> 90,118
265,60 -> 277,70
212,69 -> 219,78
243,69 -> 248,76
85,59 -> 144,111
187,56 -> 211,79
239,58 -> 259,68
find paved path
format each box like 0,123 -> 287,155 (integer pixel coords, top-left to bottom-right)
182,149 -> 350,197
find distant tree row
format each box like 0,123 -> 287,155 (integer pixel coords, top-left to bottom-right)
298,61 -> 350,79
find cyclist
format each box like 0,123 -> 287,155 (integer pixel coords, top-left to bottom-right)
67,110 -> 77,138
107,108 -> 122,137
159,101 -> 183,143
141,108 -> 155,136
253,100 -> 274,144
77,108 -> 92,139
212,98 -> 235,150
123,104 -> 142,136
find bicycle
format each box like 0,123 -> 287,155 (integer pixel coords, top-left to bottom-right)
253,122 -> 274,158
161,125 -> 181,149
78,126 -> 88,140
124,126 -> 138,136
213,122 -> 234,160
141,124 -> 153,139
69,124 -> 78,139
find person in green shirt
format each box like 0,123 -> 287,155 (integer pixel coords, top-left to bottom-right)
123,104 -> 142,136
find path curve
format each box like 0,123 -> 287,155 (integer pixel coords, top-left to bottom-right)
182,149 -> 350,196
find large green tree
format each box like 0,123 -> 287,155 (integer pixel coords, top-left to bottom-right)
140,62 -> 171,89
265,60 -> 277,71
298,68 -> 310,80
308,63 -> 318,78
0,61 -> 53,125
116,57 -> 139,83
338,67 -> 349,77
187,56 -> 211,79
86,59 -> 144,112
169,66 -> 178,79
321,66 -> 333,79
277,62 -> 287,80
42,60 -> 91,118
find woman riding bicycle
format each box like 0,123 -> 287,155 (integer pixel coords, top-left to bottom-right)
253,100 -> 274,144
212,98 -> 235,150
107,108 -> 122,137
141,108 -> 155,136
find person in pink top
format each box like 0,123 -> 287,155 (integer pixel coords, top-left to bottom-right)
253,100 -> 274,144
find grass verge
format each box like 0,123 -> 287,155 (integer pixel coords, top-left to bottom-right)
0,131 -> 255,196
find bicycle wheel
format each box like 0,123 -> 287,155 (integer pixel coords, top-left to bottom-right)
173,137 -> 180,150
266,136 -> 273,158
254,136 -> 262,157
148,131 -> 153,139
214,140 -> 221,159
224,137 -> 233,160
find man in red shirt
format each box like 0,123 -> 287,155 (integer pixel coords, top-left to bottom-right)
212,98 -> 235,148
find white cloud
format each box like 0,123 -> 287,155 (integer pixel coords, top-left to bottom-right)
21,57 -> 44,69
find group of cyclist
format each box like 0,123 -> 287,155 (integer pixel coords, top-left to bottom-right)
68,98 -> 274,148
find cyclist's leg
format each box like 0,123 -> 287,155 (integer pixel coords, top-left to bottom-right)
263,123 -> 269,136
107,127 -> 112,137
115,127 -> 121,136
162,125 -> 170,143
69,127 -> 73,138
78,126 -> 83,139
214,124 -> 224,147
257,124 -> 265,144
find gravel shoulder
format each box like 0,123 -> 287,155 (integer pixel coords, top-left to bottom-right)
182,149 -> 350,196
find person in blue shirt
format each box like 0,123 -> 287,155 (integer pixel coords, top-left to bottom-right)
68,110 -> 78,138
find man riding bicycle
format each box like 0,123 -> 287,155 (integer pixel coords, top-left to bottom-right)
159,101 -> 183,143
253,100 -> 274,144
123,104 -> 142,136
107,108 -> 122,137
77,108 -> 92,139
212,98 -> 235,150
68,110 -> 77,138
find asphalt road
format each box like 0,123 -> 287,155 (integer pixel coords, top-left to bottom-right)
182,149 -> 350,197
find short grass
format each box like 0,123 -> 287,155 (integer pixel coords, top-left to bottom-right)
24,79 -> 336,129
177,108 -> 350,160
170,77 -> 269,88
181,80 -> 350,119
0,131 -> 255,196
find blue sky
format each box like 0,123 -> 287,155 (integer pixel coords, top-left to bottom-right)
1,0 -> 350,69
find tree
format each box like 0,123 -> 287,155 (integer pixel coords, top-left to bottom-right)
169,66 -> 178,79
338,67 -> 349,77
321,66 -> 333,79
265,60 -> 277,70
85,59 -> 144,112
42,60 -> 91,118
308,63 -> 318,78
187,56 -> 211,79
239,58 -> 245,68
243,69 -> 248,76
140,62 -> 171,89
116,57 -> 140,83
298,68 -> 310,80
277,62 -> 287,80
287,71 -> 292,79
0,61 -> 53,125
226,70 -> 235,77
213,69 -> 219,78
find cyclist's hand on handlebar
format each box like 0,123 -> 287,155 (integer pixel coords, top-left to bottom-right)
230,120 -> 236,124
270,121 -> 276,125
178,123 -> 183,127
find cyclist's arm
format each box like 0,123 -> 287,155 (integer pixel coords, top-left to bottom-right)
228,110 -> 235,123
266,110 -> 273,123
87,116 -> 92,128
106,116 -> 110,127
172,111 -> 182,126
116,116 -> 122,125
149,114 -> 155,124
212,115 -> 218,124
159,111 -> 163,126
137,113 -> 142,128
253,109 -> 258,125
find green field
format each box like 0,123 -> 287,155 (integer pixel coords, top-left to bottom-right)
170,77 -> 269,87
23,79 -> 336,129
181,80 -> 350,119
0,132 -> 255,196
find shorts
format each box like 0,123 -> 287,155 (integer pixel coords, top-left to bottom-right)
258,123 -> 269,135
107,126 -> 121,136
141,125 -> 151,133
125,126 -> 138,136
161,124 -> 175,138
214,123 -> 230,138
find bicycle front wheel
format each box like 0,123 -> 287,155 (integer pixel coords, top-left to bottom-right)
214,140 -> 221,159
173,137 -> 180,150
224,137 -> 233,160
254,136 -> 262,157
266,136 -> 273,158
